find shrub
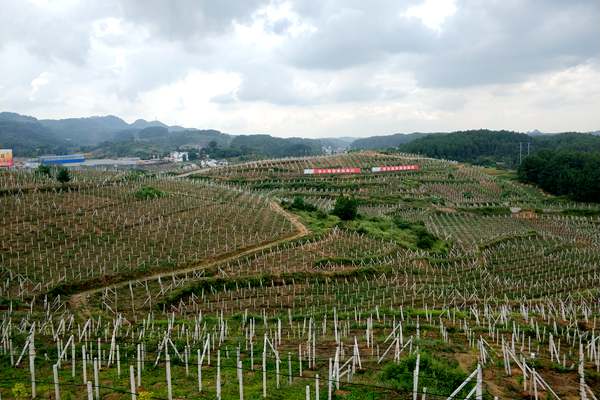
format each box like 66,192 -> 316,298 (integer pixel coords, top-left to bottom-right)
392,216 -> 412,229
56,167 -> 71,184
35,164 -> 52,178
135,186 -> 166,200
416,228 -> 437,250
12,383 -> 28,400
380,353 -> 468,395
331,196 -> 359,220
287,196 -> 317,212
315,210 -> 328,219
138,391 -> 154,400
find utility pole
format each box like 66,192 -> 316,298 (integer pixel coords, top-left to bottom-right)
519,142 -> 523,165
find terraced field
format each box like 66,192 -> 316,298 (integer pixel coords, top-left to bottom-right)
1,153 -> 599,399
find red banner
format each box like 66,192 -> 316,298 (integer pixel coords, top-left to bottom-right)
371,165 -> 419,172
304,168 -> 361,175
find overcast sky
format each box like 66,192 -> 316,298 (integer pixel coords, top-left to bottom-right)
1,0 -> 599,137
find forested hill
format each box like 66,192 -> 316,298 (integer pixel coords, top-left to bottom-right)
396,130 -> 600,168
0,112 -> 324,159
518,150 -> 600,203
350,132 -> 429,150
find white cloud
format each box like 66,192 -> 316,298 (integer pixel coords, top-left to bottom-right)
0,0 -> 599,136
403,0 -> 457,32
29,72 -> 51,100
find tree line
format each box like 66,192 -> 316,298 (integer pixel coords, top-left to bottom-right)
518,150 -> 600,203
394,130 -> 600,169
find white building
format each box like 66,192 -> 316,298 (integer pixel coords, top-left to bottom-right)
168,151 -> 189,162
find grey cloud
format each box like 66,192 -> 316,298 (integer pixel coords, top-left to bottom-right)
116,0 -> 269,40
279,0 -> 600,88
284,3 -> 435,70
414,0 -> 600,87
0,1 -> 110,65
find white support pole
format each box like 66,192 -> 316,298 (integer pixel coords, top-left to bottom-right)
328,358 -> 333,400
413,354 -> 420,400
288,353 -> 292,384
29,339 -> 36,399
238,360 -> 244,400
53,364 -> 61,400
166,353 -> 173,400
197,349 -> 202,392
137,344 -> 142,387
71,341 -> 76,378
476,364 -> 483,400
217,350 -> 222,400
87,381 -> 93,400
276,354 -> 280,389
447,367 -> 478,400
93,358 -> 99,400
82,345 -> 87,384
263,340 -> 267,398
129,366 -> 136,400
315,374 -> 320,400
116,345 -> 121,378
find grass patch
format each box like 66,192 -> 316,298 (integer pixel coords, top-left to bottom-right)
135,186 -> 166,200
380,353 -> 469,397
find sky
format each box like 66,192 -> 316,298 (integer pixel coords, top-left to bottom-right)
1,0 -> 600,138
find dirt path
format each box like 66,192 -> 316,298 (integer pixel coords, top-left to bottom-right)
174,167 -> 211,178
69,201 -> 309,309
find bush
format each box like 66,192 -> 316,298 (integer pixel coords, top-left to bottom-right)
135,186 -> 166,200
35,164 -> 51,178
416,228 -> 437,249
56,167 -> 71,184
380,353 -> 468,395
315,210 -> 328,219
12,383 -> 28,400
331,196 -> 359,220
392,216 -> 412,229
286,196 -> 317,212
138,391 -> 154,400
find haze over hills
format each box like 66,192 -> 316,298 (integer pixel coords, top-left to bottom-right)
2,111 -> 599,163
0,112 -> 325,159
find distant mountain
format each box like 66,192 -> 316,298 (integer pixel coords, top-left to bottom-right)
320,137 -> 355,150
130,119 -> 168,130
0,114 -> 68,156
92,128 -> 232,158
39,115 -> 129,145
230,134 -> 322,157
0,112 -> 38,123
350,132 -> 430,150
526,129 -> 545,137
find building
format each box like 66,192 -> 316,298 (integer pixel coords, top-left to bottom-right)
39,154 -> 86,166
168,151 -> 189,162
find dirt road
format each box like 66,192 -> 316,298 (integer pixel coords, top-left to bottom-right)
69,200 -> 309,308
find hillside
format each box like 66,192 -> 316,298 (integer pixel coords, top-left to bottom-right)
350,132 -> 429,150
39,115 -> 130,145
229,134 -> 322,157
397,130 -> 600,168
0,112 -> 325,159
0,113 -> 69,155
2,152 -> 599,399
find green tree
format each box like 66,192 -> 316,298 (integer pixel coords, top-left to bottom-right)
518,150 -> 600,202
56,167 -> 71,184
36,164 -> 52,178
331,196 -> 359,220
